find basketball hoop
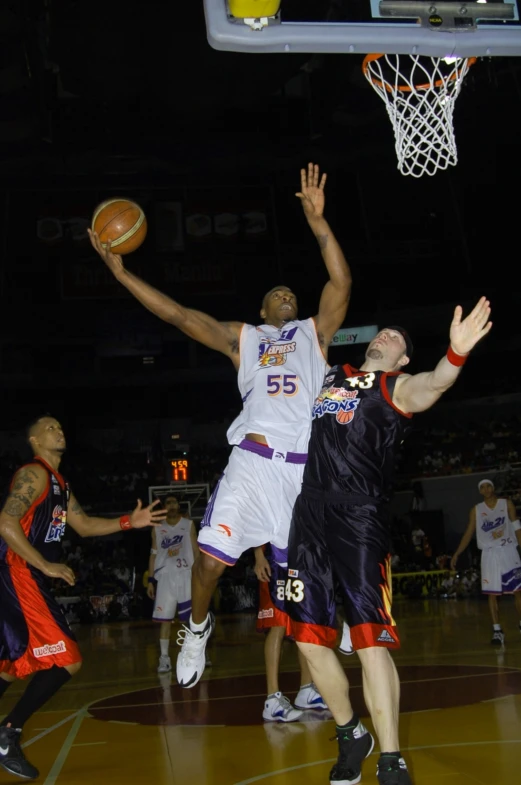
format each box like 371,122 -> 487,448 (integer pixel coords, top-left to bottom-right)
362,54 -> 476,178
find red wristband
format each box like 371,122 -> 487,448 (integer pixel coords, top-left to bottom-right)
119,514 -> 132,530
446,345 -> 468,367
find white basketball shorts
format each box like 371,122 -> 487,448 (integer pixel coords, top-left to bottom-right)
152,569 -> 191,622
197,440 -> 306,566
481,543 -> 521,594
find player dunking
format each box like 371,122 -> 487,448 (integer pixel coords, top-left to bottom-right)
147,495 -> 199,672
451,479 -> 521,645
89,163 -> 352,697
284,298 -> 492,785
0,416 -> 164,780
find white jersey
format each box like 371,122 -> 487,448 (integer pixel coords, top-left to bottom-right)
475,499 -> 516,550
154,517 -> 194,575
227,318 -> 327,453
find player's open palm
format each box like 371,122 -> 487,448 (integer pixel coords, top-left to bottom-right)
130,498 -> 167,529
296,162 -> 327,221
43,562 -> 76,586
449,296 -> 492,355
88,228 -> 124,278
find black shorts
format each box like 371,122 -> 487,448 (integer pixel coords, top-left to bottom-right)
285,491 -> 400,651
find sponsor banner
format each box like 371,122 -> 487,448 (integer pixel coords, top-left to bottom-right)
392,570 -> 449,597
329,325 -> 378,347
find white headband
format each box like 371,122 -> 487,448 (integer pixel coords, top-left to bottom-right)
478,479 -> 494,490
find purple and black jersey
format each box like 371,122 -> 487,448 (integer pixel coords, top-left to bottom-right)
302,363 -> 413,502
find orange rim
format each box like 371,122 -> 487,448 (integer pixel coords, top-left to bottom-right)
362,53 -> 477,94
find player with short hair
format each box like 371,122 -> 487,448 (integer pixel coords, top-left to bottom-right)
147,494 -> 199,672
0,416 -> 165,780
451,479 -> 521,645
285,298 -> 492,785
89,163 -> 353,695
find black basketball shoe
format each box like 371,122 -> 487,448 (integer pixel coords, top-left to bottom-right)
329,718 -> 375,785
377,754 -> 412,785
0,726 -> 39,780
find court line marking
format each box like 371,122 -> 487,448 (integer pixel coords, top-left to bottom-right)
87,670 -> 521,711
43,709 -> 88,785
22,712 -> 81,749
232,739 -> 521,785
72,742 -> 107,747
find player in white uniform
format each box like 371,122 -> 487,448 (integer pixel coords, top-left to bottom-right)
88,163 -> 353,695
147,496 -> 199,672
451,479 -> 521,645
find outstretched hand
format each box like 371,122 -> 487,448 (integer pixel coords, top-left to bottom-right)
88,228 -> 125,279
129,499 -> 167,529
450,296 -> 492,356
295,162 -> 327,222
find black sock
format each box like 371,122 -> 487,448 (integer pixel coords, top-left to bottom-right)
336,713 -> 360,741
0,677 -> 13,699
1,666 -> 72,730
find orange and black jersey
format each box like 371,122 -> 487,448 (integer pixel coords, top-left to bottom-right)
0,457 -> 69,568
302,364 -> 413,503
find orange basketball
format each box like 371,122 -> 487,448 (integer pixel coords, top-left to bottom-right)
91,198 -> 147,255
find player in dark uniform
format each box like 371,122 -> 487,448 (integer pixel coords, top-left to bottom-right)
285,297 -> 492,785
0,416 -> 165,780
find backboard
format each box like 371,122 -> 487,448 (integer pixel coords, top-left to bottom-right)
204,0 -> 521,57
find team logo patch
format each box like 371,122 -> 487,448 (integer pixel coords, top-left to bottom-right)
312,387 -> 360,423
258,326 -> 298,367
217,524 -> 232,537
288,569 -> 299,577
258,608 -> 274,619
33,640 -> 66,658
161,535 -> 183,550
276,580 -> 285,586
44,505 -> 67,543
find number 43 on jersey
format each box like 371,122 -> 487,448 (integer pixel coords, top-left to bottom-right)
276,578 -> 305,602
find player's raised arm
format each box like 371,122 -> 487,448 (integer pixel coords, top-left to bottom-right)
393,297 -> 492,415
297,164 -> 352,352
88,229 -> 243,368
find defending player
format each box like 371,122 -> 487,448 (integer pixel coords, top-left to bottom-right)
285,298 -> 492,785
451,479 -> 521,645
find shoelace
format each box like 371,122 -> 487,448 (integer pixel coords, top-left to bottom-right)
176,626 -> 205,661
278,695 -> 294,714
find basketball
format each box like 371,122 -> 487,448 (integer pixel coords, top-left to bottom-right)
91,198 -> 147,255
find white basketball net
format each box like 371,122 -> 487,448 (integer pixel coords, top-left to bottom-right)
363,54 -> 475,178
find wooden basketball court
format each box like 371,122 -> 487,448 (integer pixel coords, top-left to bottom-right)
1,597 -> 520,784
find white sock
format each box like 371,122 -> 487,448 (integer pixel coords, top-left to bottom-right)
493,624 -> 502,631
190,614 -> 208,633
160,638 -> 170,656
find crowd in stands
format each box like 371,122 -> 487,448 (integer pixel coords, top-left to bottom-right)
398,415 -> 521,479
